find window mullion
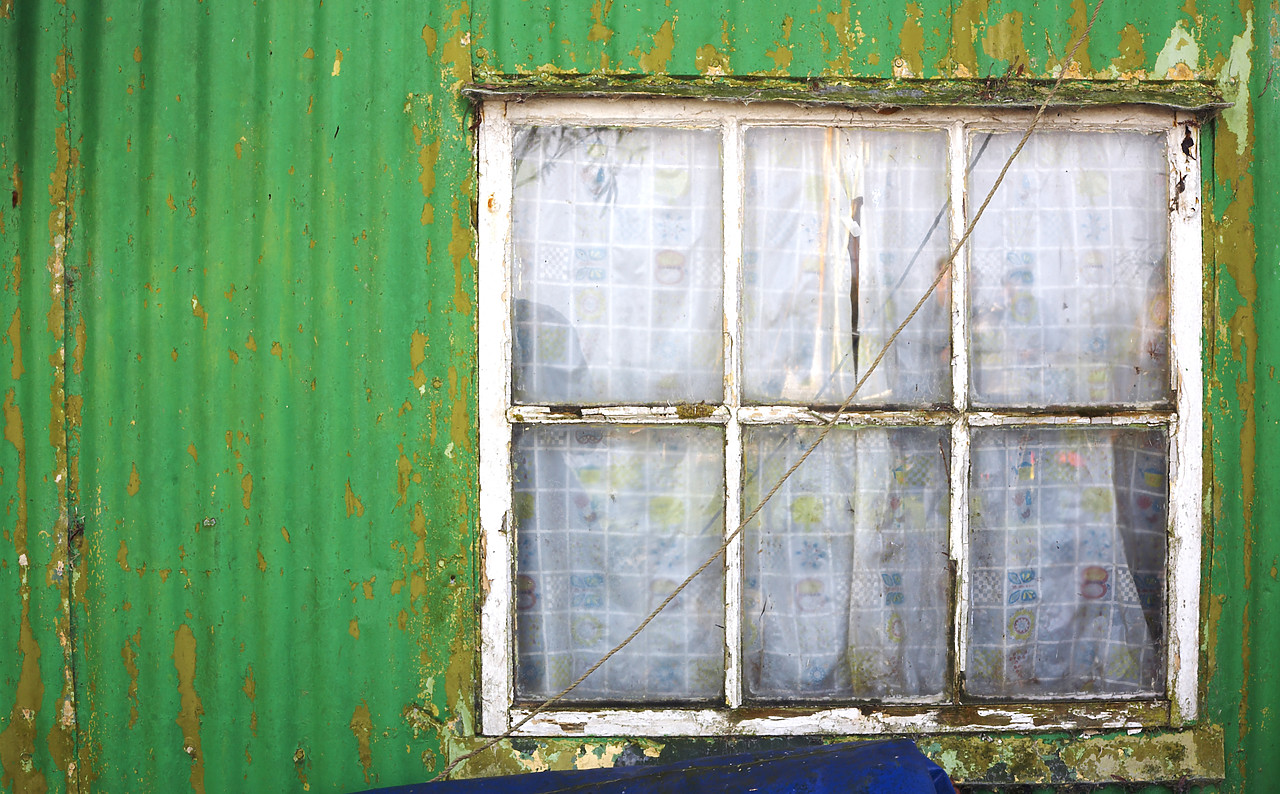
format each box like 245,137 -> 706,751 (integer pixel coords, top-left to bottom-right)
723,116 -> 745,708
948,121 -> 971,701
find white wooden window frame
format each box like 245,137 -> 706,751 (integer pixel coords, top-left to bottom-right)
477,98 -> 1203,737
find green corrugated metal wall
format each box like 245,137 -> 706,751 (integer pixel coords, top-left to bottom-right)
0,0 -> 1276,791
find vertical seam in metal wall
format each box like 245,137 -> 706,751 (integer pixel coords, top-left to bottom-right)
58,3 -> 83,789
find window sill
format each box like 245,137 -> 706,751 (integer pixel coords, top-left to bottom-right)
499,700 -> 1172,737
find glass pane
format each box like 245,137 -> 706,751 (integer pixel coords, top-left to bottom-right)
514,424 -> 725,702
742,426 -> 950,701
743,128 -> 951,407
968,131 -> 1170,407
966,426 -> 1168,698
512,127 -> 723,405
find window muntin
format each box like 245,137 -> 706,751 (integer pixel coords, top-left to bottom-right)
478,99 -> 1202,736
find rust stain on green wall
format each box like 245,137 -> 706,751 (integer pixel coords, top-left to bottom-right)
635,20 -> 676,73
763,16 -> 794,73
1065,0 -> 1095,73
0,392 -> 46,793
173,624 -> 206,794
588,0 -> 615,44
345,479 -> 366,518
980,11 -> 1030,71
6,307 -> 22,379
949,0 -> 991,76
350,700 -> 374,784
121,629 -> 141,730
1111,24 -> 1147,74
899,3 -> 926,77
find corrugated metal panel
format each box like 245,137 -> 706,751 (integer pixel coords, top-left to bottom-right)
0,0 -> 1276,790
63,2 -> 478,791
0,2 -> 78,791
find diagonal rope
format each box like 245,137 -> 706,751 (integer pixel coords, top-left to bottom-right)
438,0 -> 1105,780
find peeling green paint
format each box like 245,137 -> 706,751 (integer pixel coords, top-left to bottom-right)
0,0 -> 1276,790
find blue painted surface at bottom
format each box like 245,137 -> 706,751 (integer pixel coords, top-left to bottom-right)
356,739 -> 955,793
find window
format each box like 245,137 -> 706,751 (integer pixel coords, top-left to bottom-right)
478,98 -> 1202,736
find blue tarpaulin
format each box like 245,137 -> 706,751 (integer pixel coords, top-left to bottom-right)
357,739 -> 955,794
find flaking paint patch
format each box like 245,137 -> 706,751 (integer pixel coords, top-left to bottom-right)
6,307 -> 22,379
981,12 -> 1029,70
72,315 -> 83,375
1110,24 -> 1147,76
588,0 -> 615,43
0,391 -> 46,793
448,210 -> 474,317
1221,12 -> 1254,156
411,503 -> 428,567
350,701 -> 374,783
396,446 -> 412,508
1063,0 -> 1094,74
764,17 -> 795,73
243,667 -> 258,737
447,366 -> 472,453
1154,20 -> 1201,78
635,20 -> 676,73
126,462 -> 140,496
825,0 -> 859,73
122,630 -> 141,729
948,0 -> 991,76
573,744 -> 627,770
410,329 -> 428,393
695,44 -> 731,75
899,3 -> 926,77
414,127 -> 440,226
191,295 -> 208,329
345,479 -> 365,518
440,5 -> 474,86
173,624 -> 206,793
